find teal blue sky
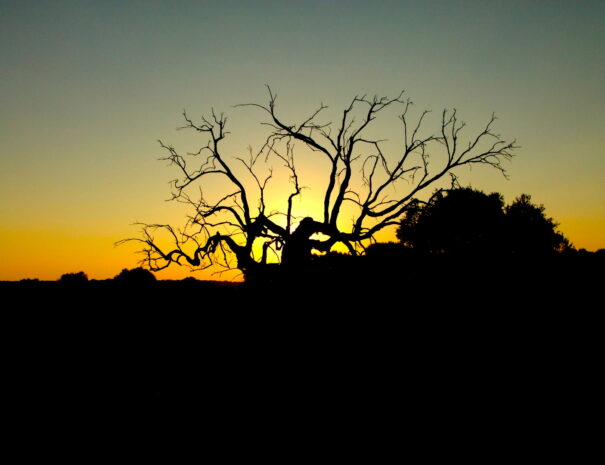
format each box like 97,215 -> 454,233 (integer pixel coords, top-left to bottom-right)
1,0 -> 603,279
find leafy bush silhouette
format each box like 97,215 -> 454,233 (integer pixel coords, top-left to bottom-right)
59,271 -> 89,283
113,267 -> 156,284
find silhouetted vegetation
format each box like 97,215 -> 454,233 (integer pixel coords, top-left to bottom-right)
397,188 -> 506,256
505,194 -> 571,255
59,271 -> 89,283
397,187 -> 571,257
120,88 -> 517,282
113,267 -> 157,283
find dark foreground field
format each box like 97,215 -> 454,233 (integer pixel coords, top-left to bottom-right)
2,254 -> 601,445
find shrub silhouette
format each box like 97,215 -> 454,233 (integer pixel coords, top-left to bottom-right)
59,271 -> 89,283
113,267 -> 156,283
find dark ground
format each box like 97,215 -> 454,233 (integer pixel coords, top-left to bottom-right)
1,255 -> 601,447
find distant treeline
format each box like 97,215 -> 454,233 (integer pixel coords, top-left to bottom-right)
4,245 -> 602,309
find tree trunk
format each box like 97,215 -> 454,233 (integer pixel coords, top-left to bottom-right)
281,217 -> 318,270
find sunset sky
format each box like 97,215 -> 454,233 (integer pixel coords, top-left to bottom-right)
1,0 -> 603,280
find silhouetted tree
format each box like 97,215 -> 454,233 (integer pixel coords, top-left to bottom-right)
397,188 -> 570,257
505,194 -> 570,256
120,88 -> 516,280
113,267 -> 156,283
59,271 -> 89,283
397,188 -> 506,255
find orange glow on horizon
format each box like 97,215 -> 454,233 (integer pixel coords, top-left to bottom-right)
1,214 -> 603,282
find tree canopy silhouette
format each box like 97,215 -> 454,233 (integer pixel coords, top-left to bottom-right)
505,194 -> 570,255
397,187 -> 506,256
121,88 -> 517,280
114,267 -> 157,284
59,271 -> 89,283
397,188 -> 570,256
